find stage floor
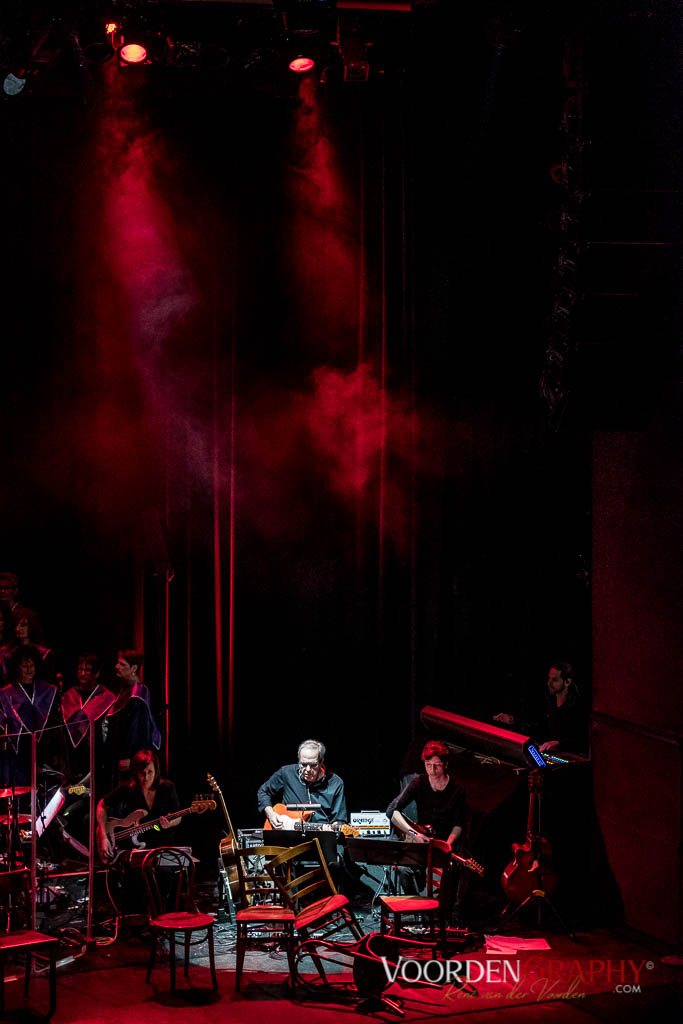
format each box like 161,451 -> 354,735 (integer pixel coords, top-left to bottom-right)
5,897 -> 682,1023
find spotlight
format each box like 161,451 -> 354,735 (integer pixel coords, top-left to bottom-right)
119,42 -> 148,65
72,19 -> 117,66
2,72 -> 26,97
116,28 -> 167,67
289,56 -> 315,73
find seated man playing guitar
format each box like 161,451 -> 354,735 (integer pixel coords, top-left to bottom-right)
96,749 -> 182,865
258,739 -> 347,886
258,738 -> 347,832
386,740 -> 473,926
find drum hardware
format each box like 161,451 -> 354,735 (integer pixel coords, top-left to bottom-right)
0,814 -> 31,826
0,784 -> 35,871
0,787 -> 33,799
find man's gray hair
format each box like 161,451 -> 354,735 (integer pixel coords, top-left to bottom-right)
298,739 -> 326,763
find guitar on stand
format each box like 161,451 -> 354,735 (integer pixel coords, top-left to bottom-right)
500,768 -> 569,932
207,773 -> 239,922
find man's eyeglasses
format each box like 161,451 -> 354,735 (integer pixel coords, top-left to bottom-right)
299,761 -> 320,769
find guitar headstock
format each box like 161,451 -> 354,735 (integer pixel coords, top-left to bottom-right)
341,823 -> 360,838
467,857 -> 485,878
206,773 -> 221,794
191,798 -> 216,815
452,851 -> 485,878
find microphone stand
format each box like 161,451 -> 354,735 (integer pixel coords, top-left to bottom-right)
7,730 -> 21,873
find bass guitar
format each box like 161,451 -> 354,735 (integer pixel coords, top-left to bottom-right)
263,803 -> 359,837
501,769 -> 557,904
402,816 -> 484,878
98,798 -> 215,865
207,773 -> 240,912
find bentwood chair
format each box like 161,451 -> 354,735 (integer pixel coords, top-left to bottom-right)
265,839 -> 364,981
0,867 -> 59,1018
379,840 -> 454,958
142,847 -> 218,992
233,844 -> 296,991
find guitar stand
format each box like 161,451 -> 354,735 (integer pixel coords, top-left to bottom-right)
498,768 -> 575,939
499,887 -> 574,937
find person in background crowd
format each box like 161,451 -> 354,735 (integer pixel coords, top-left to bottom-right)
494,661 -> 587,754
102,650 -> 160,790
0,609 -> 11,681
1,646 -> 59,786
0,573 -> 21,617
2,608 -> 55,683
62,653 -> 115,786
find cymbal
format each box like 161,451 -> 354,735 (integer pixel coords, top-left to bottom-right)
0,787 -> 33,798
0,814 -> 31,825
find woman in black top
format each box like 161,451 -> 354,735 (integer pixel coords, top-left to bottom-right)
96,749 -> 181,864
386,741 -> 472,922
387,741 -> 466,847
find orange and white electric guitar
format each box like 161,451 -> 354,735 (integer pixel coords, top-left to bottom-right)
263,804 -> 359,837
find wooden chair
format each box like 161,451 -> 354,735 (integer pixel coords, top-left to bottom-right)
141,847 -> 218,992
0,867 -> 59,1019
265,839 -> 364,981
379,840 -> 454,957
233,844 -> 297,991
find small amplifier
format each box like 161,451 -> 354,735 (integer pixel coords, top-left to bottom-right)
237,829 -> 265,848
350,810 -> 391,837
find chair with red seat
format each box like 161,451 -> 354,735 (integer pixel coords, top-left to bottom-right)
265,838 -> 364,980
0,868 -> 59,1019
233,843 -> 297,991
379,840 -> 453,957
142,846 -> 217,992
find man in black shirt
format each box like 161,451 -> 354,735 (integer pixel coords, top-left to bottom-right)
494,661 -> 586,754
258,738 -> 347,829
258,739 -> 346,885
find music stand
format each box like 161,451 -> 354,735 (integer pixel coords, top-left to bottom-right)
345,837 -> 433,872
346,838 -> 439,904
270,828 -> 338,866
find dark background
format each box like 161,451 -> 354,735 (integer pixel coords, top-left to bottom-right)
0,1 -> 680,936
